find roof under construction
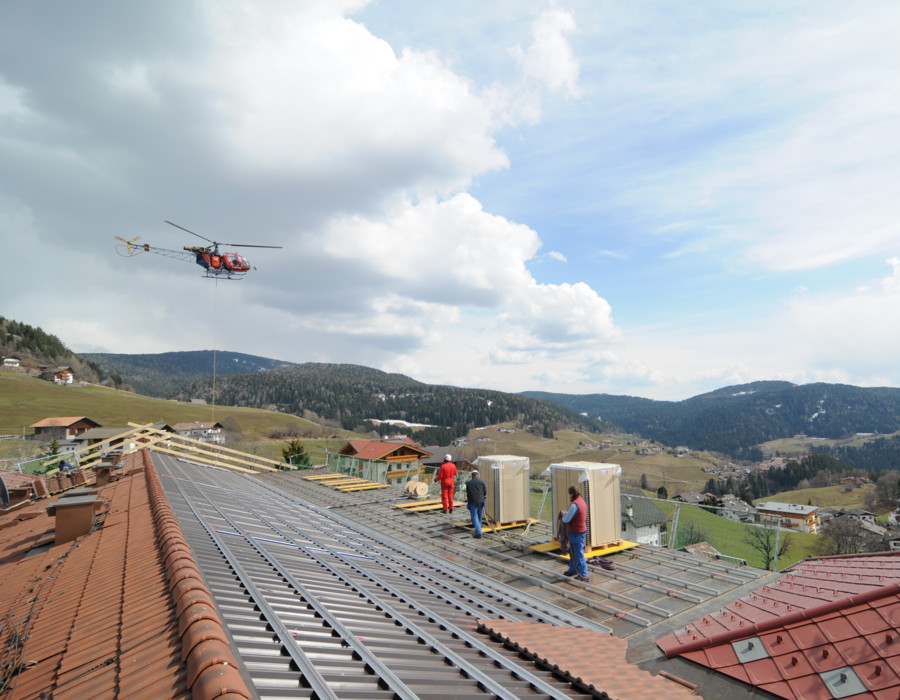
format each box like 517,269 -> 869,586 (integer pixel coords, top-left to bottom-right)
4,440 -> 894,699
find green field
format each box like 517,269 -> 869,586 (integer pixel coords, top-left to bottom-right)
754,483 -> 889,516
0,372 -> 356,464
655,501 -> 819,571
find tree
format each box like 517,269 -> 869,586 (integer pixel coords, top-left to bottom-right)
817,518 -> 884,556
282,439 -> 311,467
744,519 -> 792,571
674,521 -> 708,549
656,485 -> 668,500
640,473 -> 650,491
874,470 -> 900,507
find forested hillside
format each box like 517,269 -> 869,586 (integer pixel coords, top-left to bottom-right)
173,363 -> 599,444
817,434 -> 900,473
525,381 -> 900,458
1,317 -> 102,383
80,350 -> 295,396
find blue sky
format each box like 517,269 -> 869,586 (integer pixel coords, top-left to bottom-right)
2,1 -> 899,400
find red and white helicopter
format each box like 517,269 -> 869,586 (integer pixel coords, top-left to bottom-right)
116,221 -> 282,279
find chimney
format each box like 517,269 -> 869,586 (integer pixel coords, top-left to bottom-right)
46,492 -> 98,545
625,499 -> 634,519
93,460 -> 115,486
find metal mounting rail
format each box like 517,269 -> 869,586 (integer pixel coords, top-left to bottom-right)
168,479 -> 341,699
241,506 -> 573,700
251,492 -> 616,635
157,456 -> 597,699
271,486 -> 633,633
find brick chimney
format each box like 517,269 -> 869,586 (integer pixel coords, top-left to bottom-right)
46,492 -> 99,545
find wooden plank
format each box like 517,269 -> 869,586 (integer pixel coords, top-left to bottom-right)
128,422 -> 285,469
393,499 -> 442,509
337,483 -> 390,491
127,423 -> 283,471
148,444 -> 259,474
303,473 -> 352,481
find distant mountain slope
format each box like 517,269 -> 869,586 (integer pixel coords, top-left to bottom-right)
1,317 -> 102,382
172,362 -> 598,440
79,350 -> 295,396
523,381 -> 900,457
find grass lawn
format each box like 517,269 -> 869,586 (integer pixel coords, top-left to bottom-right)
754,483 -> 891,516
0,373 -> 357,465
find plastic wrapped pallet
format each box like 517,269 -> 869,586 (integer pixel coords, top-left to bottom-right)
551,462 -> 622,550
473,455 -> 531,524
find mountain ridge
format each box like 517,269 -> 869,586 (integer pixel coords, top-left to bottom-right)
523,380 -> 900,457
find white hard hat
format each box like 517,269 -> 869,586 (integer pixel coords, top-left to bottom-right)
444,454 -> 453,461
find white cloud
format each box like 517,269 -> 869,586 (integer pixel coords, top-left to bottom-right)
203,2 -> 509,197
547,250 -> 567,262
511,5 -> 581,98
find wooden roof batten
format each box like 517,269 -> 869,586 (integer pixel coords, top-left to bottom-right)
126,423 -> 289,473
42,423 -> 290,475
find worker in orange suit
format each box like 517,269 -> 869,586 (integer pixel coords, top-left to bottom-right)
434,454 -> 458,514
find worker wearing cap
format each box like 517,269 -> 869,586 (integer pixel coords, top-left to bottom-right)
434,454 -> 458,514
465,469 -> 487,538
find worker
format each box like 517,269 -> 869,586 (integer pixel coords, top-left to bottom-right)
561,485 -> 590,582
434,454 -> 458,514
466,469 -> 487,538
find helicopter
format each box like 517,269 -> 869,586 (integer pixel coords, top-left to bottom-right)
115,221 -> 282,279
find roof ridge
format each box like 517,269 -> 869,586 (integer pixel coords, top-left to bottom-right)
142,450 -> 252,699
787,550 -> 900,566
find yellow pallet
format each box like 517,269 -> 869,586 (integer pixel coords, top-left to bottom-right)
480,518 -> 540,532
531,539 -> 639,558
399,501 -> 464,513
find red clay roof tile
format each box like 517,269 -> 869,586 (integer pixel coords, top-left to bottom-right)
0,450 -> 251,700
664,553 -> 900,699
478,618 -> 697,699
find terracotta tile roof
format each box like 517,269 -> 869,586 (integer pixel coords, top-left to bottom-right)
0,451 -> 249,700
479,619 -> 698,699
0,469 -> 43,489
659,552 -> 900,699
341,438 -> 430,460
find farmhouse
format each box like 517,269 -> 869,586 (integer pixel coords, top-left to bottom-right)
171,421 -> 224,444
620,491 -> 666,546
30,416 -> 101,442
41,366 -> 75,384
339,437 -> 431,463
755,501 -> 819,533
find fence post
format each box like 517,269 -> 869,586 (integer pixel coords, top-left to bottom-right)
773,520 -> 782,572
537,483 -> 550,520
669,502 -> 681,549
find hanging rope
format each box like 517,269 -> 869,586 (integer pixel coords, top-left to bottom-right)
212,276 -> 218,424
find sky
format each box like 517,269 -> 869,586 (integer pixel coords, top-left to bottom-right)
2,1 -> 899,401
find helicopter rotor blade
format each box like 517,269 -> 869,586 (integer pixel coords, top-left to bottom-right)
219,243 -> 284,249
164,220 -> 214,244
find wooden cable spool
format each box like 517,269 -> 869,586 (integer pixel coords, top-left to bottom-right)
405,480 -> 429,497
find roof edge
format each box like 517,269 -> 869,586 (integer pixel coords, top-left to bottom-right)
142,450 -> 253,699
785,550 -> 900,567
665,579 -> 900,659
